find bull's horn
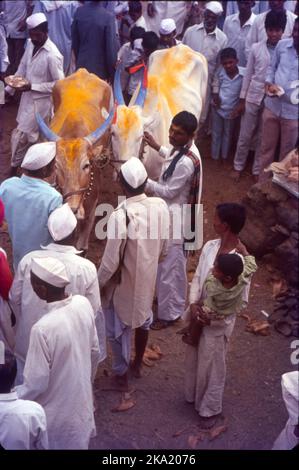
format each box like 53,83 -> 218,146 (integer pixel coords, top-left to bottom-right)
113,65 -> 125,105
36,112 -> 60,142
134,65 -> 148,108
84,106 -> 115,146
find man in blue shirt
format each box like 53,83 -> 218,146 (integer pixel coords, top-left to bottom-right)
0,142 -> 62,269
259,17 -> 299,181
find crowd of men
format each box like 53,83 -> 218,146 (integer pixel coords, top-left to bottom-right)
0,0 -> 298,451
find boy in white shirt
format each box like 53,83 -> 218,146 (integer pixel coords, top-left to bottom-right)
0,350 -> 48,450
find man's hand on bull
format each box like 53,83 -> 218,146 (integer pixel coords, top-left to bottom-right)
143,131 -> 160,152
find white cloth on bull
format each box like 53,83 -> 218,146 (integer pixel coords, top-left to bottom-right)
182,23 -> 227,123
5,37 -> 64,165
184,238 -> 251,417
98,193 -> 169,329
16,295 -> 100,450
143,1 -> 189,36
272,371 -> 299,450
10,243 -> 106,385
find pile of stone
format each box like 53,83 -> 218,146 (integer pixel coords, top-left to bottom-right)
241,179 -> 299,338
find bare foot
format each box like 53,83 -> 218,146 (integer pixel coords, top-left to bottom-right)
230,170 -> 241,182
198,413 -> 224,430
129,360 -> 142,379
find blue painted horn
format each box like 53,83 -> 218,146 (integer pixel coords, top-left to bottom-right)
36,112 -> 60,142
113,64 -> 125,105
84,106 -> 115,145
134,65 -> 147,108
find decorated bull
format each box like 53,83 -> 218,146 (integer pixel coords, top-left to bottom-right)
36,68 -> 114,251
112,44 -> 208,179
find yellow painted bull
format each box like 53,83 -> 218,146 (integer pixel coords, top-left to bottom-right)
36,68 -> 113,251
112,44 -> 208,179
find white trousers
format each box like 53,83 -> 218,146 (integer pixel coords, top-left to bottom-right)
184,316 -> 236,417
156,243 -> 187,322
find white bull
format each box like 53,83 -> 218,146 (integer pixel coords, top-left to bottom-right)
111,44 -> 208,179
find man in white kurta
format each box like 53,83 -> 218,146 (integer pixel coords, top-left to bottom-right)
144,111 -> 202,329
5,12 -> 64,170
272,371 -> 299,450
0,351 -> 48,450
184,203 -> 250,427
10,203 -> 106,384
16,257 -> 101,450
98,158 -> 169,385
182,2 -> 227,127
143,1 -> 190,36
245,2 -> 297,59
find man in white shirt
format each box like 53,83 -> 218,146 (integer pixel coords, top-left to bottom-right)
182,1 -> 227,128
5,12 -> 64,173
144,111 -> 203,330
144,1 -> 190,37
16,257 -> 101,449
2,0 -> 34,75
128,1 -> 147,31
245,0 -> 297,59
98,158 -> 169,385
223,0 -> 256,67
0,350 -> 48,450
232,10 -> 286,181
10,202 -> 106,384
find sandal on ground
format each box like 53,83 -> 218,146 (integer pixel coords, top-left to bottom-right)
150,318 -> 181,330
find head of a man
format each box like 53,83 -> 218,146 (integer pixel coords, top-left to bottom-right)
159,18 -> 177,47
265,10 -> 287,45
168,111 -> 198,149
204,2 -> 223,33
220,48 -> 239,76
213,203 -> 246,236
142,31 -> 159,57
269,0 -> 286,13
21,142 -> 57,180
26,13 -> 48,48
237,0 -> 255,16
30,257 -> 69,303
119,157 -> 148,196
48,203 -> 78,246
129,1 -> 142,22
130,25 -> 145,48
0,351 -> 17,394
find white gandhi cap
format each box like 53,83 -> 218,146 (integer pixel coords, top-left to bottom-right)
205,1 -> 223,15
159,18 -> 176,35
31,257 -> 70,288
26,12 -> 48,29
120,157 -> 148,189
48,203 -> 77,242
21,142 -> 56,170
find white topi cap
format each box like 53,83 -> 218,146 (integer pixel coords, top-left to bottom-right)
26,12 -> 48,30
31,257 -> 70,288
205,1 -> 223,15
48,203 -> 77,242
159,18 -> 176,35
21,142 -> 56,171
120,157 -> 148,189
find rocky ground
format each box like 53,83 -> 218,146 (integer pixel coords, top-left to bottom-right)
1,101 -> 298,451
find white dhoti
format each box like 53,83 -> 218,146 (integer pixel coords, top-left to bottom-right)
11,128 -> 40,168
184,315 -> 236,417
156,243 -> 187,322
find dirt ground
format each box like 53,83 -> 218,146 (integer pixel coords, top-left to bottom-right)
1,101 -> 297,451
